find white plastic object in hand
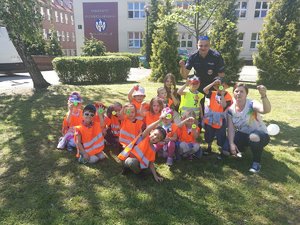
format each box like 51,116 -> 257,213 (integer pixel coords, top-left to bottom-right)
267,124 -> 280,136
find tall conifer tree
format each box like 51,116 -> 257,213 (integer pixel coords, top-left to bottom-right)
254,0 -> 300,87
150,0 -> 180,82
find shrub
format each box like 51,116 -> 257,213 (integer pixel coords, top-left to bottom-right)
52,56 -> 131,85
106,52 -> 141,68
81,38 -> 106,56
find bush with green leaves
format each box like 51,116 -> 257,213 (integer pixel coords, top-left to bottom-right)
106,52 -> 141,68
81,38 -> 106,56
45,31 -> 63,56
253,0 -> 300,87
52,56 -> 131,84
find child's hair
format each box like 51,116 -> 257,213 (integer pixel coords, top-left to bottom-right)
163,73 -> 176,86
83,104 -> 96,113
155,126 -> 167,140
107,102 -> 122,117
149,97 -> 164,114
113,102 -> 122,108
182,110 -> 196,119
157,87 -> 166,96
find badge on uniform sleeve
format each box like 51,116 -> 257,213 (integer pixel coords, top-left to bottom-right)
208,69 -> 213,75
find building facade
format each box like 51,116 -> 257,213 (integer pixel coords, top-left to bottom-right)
73,0 -> 271,60
40,0 -> 76,56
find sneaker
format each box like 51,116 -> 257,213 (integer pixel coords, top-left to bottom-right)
166,157 -> 173,166
57,137 -> 67,149
249,162 -> 261,173
203,146 -> 212,156
222,150 -> 230,156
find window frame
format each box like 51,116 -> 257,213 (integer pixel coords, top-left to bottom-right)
235,1 -> 248,18
254,1 -> 270,18
128,31 -> 143,48
128,2 -> 146,19
250,32 -> 260,49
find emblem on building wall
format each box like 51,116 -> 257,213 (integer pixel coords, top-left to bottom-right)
95,19 -> 106,32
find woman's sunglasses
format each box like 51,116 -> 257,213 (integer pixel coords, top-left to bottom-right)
84,112 -> 95,117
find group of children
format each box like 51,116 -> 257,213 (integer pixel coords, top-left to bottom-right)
57,73 -> 233,182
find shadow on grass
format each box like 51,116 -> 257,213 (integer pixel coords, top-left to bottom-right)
0,86 -> 299,224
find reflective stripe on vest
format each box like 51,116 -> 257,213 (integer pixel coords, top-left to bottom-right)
85,141 -> 105,153
83,133 -> 103,148
120,130 -> 136,139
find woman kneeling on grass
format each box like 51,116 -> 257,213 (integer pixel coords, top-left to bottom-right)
118,113 -> 167,183
224,82 -> 271,173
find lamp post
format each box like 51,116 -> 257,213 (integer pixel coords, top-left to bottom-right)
144,4 -> 151,65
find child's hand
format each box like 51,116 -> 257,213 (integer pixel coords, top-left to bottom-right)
179,60 -> 185,67
68,101 -> 73,111
98,105 -> 105,115
185,79 -> 190,85
187,117 -> 195,123
154,175 -> 163,183
160,111 -> 168,119
134,85 -> 139,91
83,152 -> 90,160
214,79 -> 221,86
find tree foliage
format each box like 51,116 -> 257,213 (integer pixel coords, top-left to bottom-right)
0,0 -> 50,89
141,0 -> 159,65
81,38 -> 106,56
150,0 -> 180,82
253,0 -> 300,87
209,0 -> 243,84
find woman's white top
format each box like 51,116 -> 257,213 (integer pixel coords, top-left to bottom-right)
227,99 -> 267,134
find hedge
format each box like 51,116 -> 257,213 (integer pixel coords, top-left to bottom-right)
52,56 -> 131,85
106,52 -> 142,68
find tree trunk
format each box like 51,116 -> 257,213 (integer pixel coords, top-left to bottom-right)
11,37 -> 51,89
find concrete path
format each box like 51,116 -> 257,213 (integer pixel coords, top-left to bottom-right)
0,66 -> 257,94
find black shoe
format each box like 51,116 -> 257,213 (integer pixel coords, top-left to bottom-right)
203,146 -> 212,156
121,167 -> 131,175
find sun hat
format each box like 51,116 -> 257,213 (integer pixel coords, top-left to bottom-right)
188,75 -> 200,84
132,86 -> 146,96
68,92 -> 82,103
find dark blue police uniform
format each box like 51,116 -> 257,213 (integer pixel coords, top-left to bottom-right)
185,49 -> 225,93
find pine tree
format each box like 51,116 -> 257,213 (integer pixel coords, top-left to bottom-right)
254,0 -> 300,87
141,0 -> 159,65
209,0 -> 243,84
81,37 -> 106,56
150,0 -> 180,82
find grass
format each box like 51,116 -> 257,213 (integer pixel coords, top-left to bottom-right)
0,78 -> 299,225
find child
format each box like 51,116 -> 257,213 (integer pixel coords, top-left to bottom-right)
105,102 -> 123,147
177,111 -> 202,159
178,75 -> 204,126
57,92 -> 83,152
203,77 -> 233,155
74,104 -> 106,164
128,85 -> 149,120
163,73 -> 180,110
142,97 -> 164,126
118,114 -> 167,183
154,107 -> 178,166
119,103 -> 145,149
157,87 -> 181,124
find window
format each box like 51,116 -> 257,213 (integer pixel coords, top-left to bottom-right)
128,32 -> 143,48
179,33 -> 193,48
60,0 -> 64,7
66,32 -> 69,41
43,29 -> 47,39
60,12 -> 64,23
71,15 -> 74,25
254,1 -> 269,18
57,31 -> 61,41
47,8 -> 51,20
65,14 -> 68,24
176,1 -> 192,9
72,32 -> 75,42
128,2 -> 145,19
73,49 -> 77,56
238,33 -> 244,48
250,33 -> 260,49
61,31 -> 65,41
235,1 -> 247,18
40,7 -> 44,18
55,11 -> 59,22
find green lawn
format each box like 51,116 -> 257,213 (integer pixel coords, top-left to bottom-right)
0,79 -> 299,225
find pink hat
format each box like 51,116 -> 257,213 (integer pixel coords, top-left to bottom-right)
132,86 -> 146,96
162,107 -> 174,116
69,92 -> 82,103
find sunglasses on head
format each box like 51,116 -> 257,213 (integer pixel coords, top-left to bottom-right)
84,112 -> 95,117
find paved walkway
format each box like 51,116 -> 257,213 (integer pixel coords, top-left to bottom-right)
0,66 -> 257,94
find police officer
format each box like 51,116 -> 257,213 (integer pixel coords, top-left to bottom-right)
179,35 -> 225,94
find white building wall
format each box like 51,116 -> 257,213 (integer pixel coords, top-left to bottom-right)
74,0 -> 271,60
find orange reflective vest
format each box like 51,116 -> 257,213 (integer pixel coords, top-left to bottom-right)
144,111 -> 160,126
163,123 -> 178,138
109,115 -> 121,136
204,91 -> 232,129
178,125 -> 200,143
119,118 -> 144,147
118,136 -> 156,169
62,109 -> 83,134
74,122 -> 105,156
131,99 -> 150,120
